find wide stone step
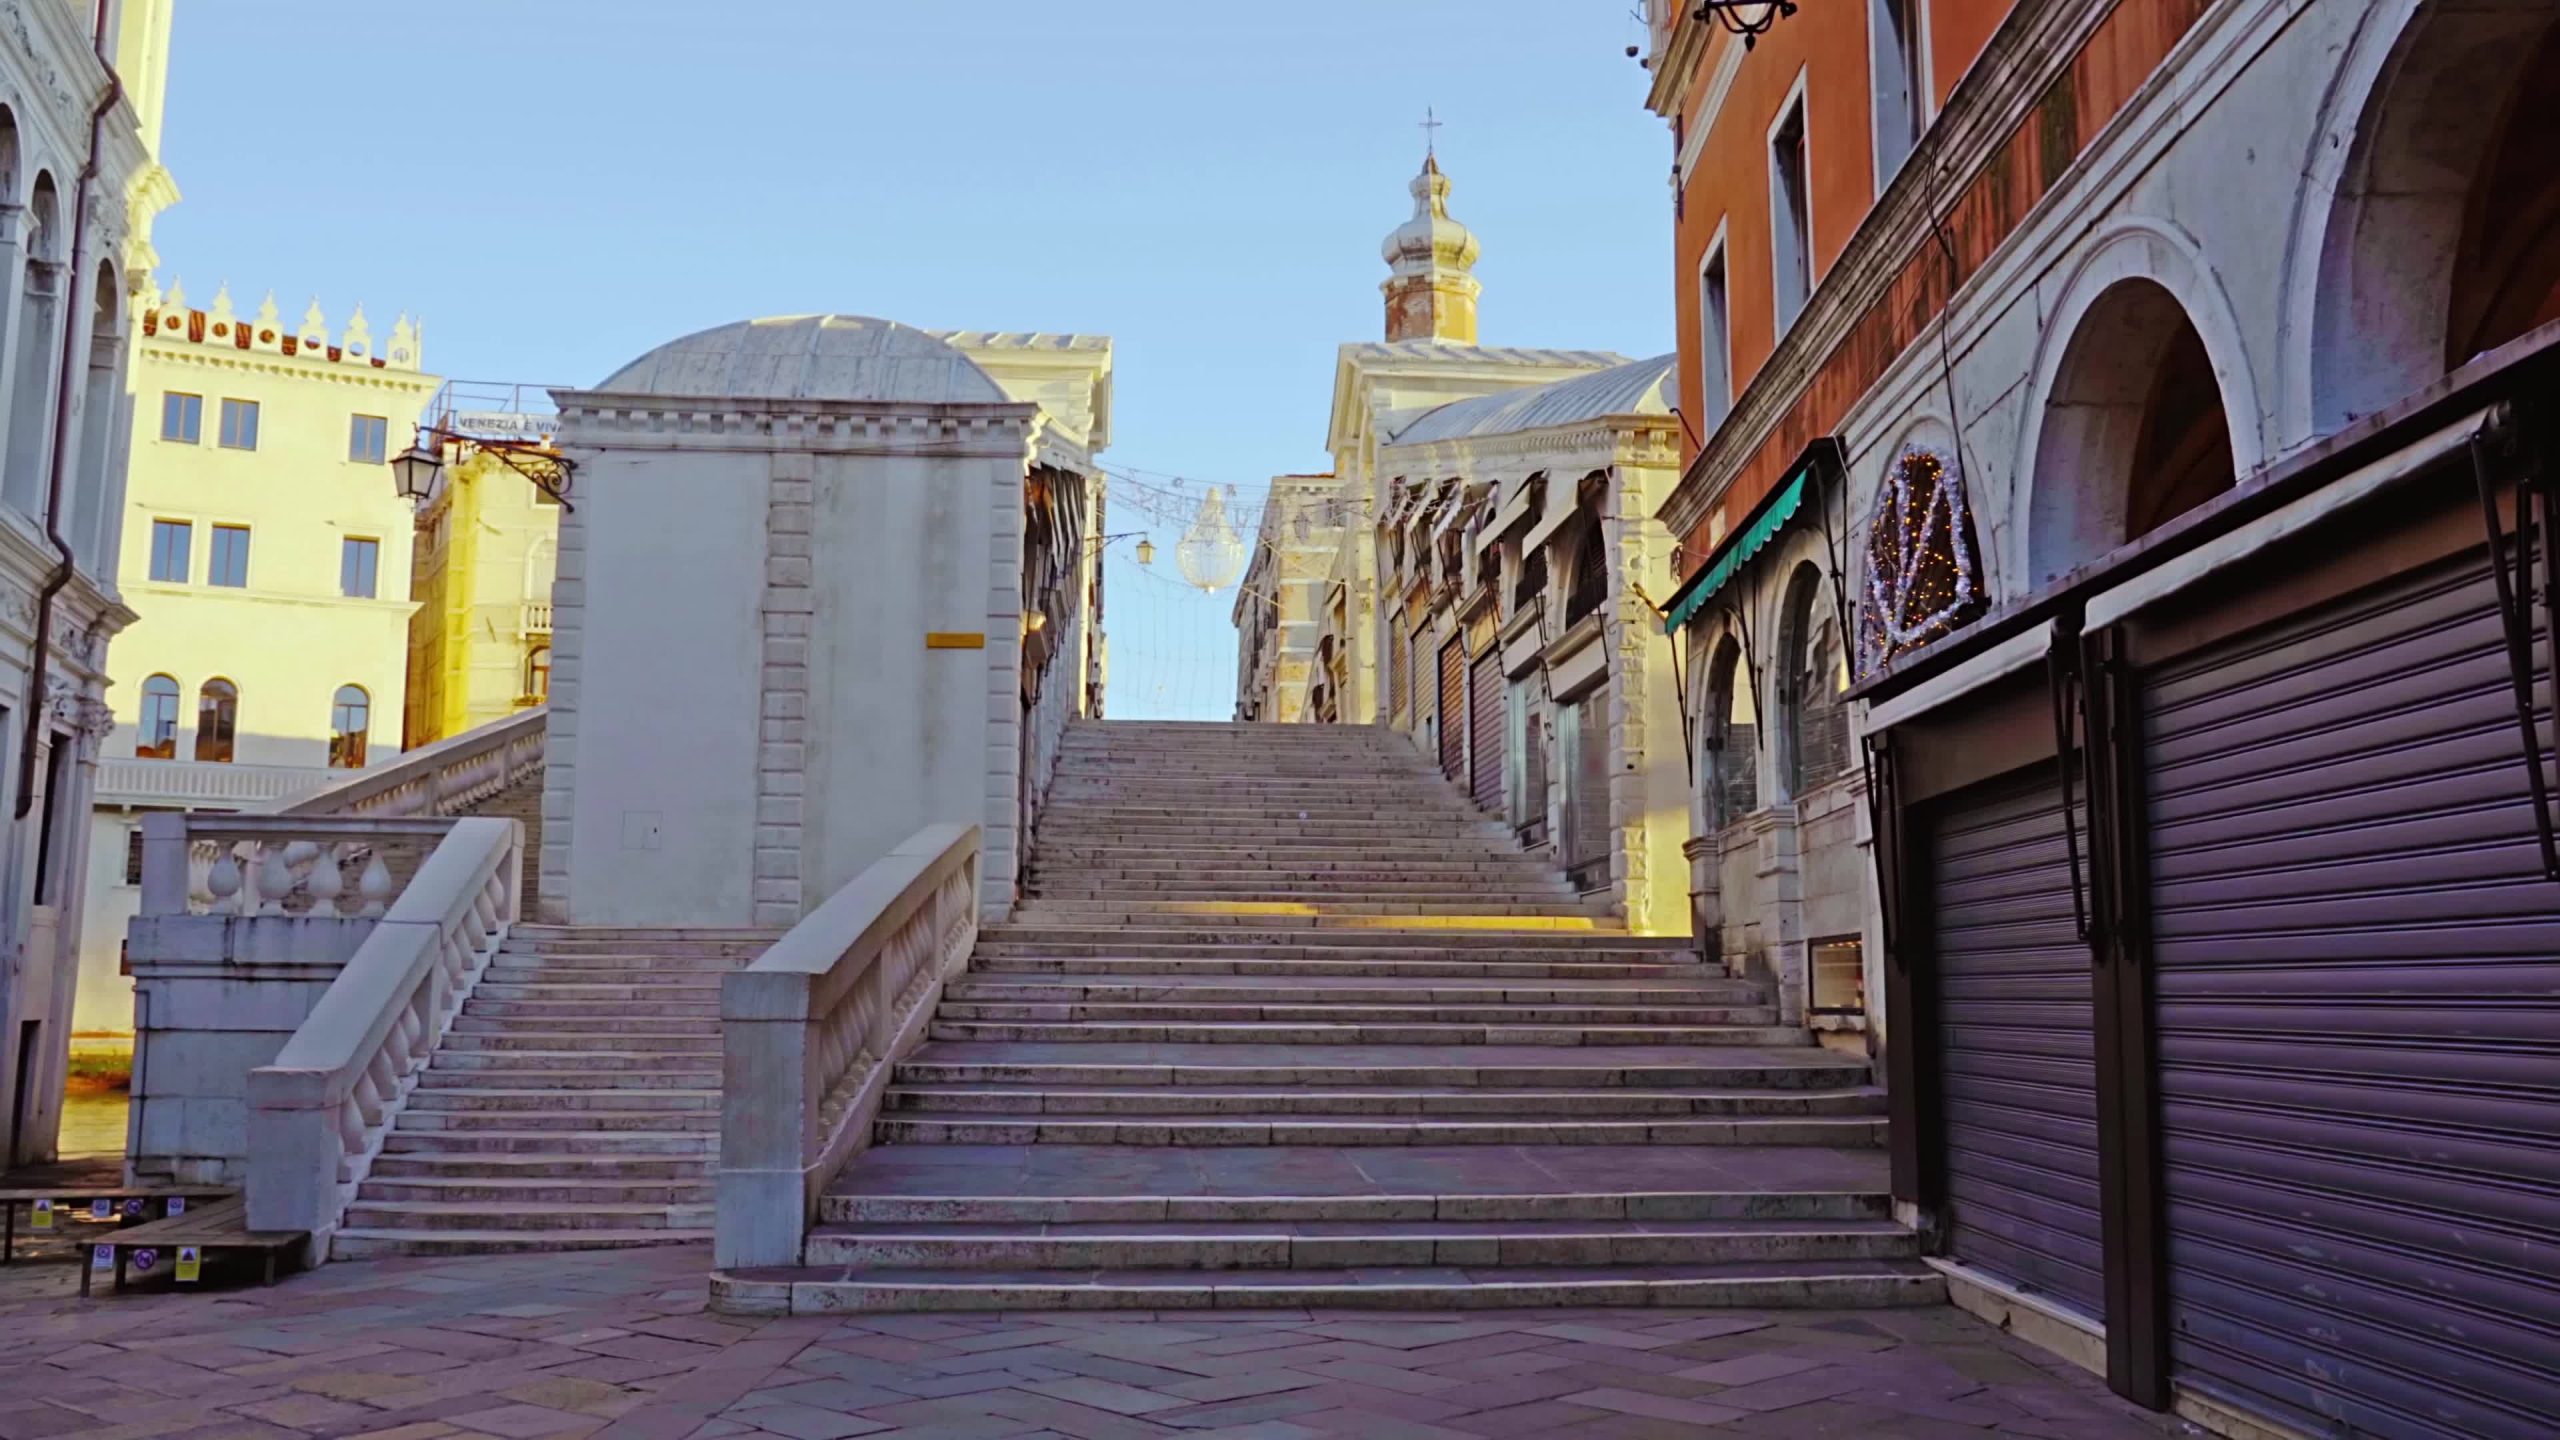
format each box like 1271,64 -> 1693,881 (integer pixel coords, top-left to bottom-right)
422,1054 -> 722,1083
381,1129 -> 717,1156
973,953 -> 1707,978
341,1200 -> 713,1233
451,1009 -> 723,1031
398,1109 -> 722,1133
1024,835 -> 1536,855
368,1151 -> 712,1180
979,926 -> 1686,950
471,982 -> 725,1002
804,1216 -> 1918,1270
927,1020 -> 1809,1046
406,1088 -> 721,1112
872,1112 -> 1883,1147
334,1227 -> 711,1259
1028,861 -> 1564,880
823,1187 -> 1891,1225
895,1045 -> 1870,1089
1021,879 -> 1579,898
487,954 -> 748,972
464,999 -> 724,1021
439,1030 -> 721,1053
944,976 -> 1768,1005
883,1084 -> 1877,1118
1014,898 -> 1596,918
713,1258 -> 1946,1315
358,1175 -> 717,1205
932,1001 -> 1780,1025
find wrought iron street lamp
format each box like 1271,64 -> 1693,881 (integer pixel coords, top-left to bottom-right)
389,426 -> 577,511
1694,0 -> 1797,48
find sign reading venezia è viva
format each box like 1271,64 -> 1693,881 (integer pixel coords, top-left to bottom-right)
449,411 -> 559,442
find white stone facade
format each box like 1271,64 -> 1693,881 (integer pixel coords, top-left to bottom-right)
539,316 -> 1107,928
0,0 -> 173,1166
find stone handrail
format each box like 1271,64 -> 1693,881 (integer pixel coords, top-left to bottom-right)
718,823 -> 980,1269
243,816 -> 522,1257
267,706 -> 546,819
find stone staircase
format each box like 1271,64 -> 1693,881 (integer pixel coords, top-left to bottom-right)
330,926 -> 778,1258
734,718 -> 1936,1312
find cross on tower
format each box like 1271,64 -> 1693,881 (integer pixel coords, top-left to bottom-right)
1420,106 -> 1443,159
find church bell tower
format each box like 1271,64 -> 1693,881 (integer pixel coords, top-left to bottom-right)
1380,149 -> 1482,344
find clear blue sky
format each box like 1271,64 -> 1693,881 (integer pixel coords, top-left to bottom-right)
154,2 -> 1672,719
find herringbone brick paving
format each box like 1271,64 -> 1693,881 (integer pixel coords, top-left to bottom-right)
0,1242 -> 2184,1438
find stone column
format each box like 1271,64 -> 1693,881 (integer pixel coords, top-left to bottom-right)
753,453 -> 815,928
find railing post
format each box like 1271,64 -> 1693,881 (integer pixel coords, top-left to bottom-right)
718,969 -> 814,1270
138,811 -> 191,915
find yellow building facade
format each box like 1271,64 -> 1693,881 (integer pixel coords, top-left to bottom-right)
75,287 -> 438,1039
402,416 -> 561,747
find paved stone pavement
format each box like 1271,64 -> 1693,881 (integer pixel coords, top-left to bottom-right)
0,1241 -> 2194,1439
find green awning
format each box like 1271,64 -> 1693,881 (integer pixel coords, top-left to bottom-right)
1660,469 -> 1808,634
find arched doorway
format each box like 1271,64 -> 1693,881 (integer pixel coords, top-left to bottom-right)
2026,279 -> 2237,585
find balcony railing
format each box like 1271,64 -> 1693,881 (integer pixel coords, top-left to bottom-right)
521,601 -> 552,634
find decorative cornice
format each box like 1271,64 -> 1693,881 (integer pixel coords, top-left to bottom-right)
1382,415 -> 1682,479
140,342 -> 443,393
1655,0 -> 2137,543
557,396 -> 1037,461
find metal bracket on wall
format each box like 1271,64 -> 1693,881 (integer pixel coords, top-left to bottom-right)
2470,411 -> 2560,882
2045,611 -> 2093,939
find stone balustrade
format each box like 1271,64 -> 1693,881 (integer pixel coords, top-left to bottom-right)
242,817 -> 521,1259
718,823 -> 980,1269
268,706 -> 545,819
141,814 -> 458,921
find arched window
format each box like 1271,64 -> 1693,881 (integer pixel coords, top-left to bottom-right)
329,685 -> 369,769
136,674 -> 180,759
525,646 -> 551,701
1702,636 -> 1757,827
195,679 -> 238,763
5,171 -> 62,515
1777,564 -> 1847,799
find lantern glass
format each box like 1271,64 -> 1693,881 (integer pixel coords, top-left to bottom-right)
1135,537 -> 1156,565
390,443 -> 442,502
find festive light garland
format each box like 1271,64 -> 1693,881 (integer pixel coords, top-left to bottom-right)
1859,445 -> 1986,673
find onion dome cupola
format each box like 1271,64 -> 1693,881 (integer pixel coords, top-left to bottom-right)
1381,152 -> 1483,344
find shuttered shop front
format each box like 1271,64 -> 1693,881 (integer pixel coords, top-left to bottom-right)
1924,768 -> 2106,1323
2138,544 -> 2560,1440
1438,639 -> 1467,782
1469,651 -> 1504,812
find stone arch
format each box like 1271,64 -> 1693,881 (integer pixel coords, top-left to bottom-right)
2016,221 -> 2260,588
0,105 -> 19,207
2283,0 -> 2560,443
1696,624 -> 1758,829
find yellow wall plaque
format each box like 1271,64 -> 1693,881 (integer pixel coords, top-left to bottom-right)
925,632 -> 987,650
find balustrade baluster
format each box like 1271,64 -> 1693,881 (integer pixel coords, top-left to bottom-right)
307,843 -> 345,914
358,852 -> 393,917
207,845 -> 242,915
258,845 -> 295,916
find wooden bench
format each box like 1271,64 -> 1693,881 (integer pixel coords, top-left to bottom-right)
0,1185 -> 234,1263
75,1194 -> 307,1295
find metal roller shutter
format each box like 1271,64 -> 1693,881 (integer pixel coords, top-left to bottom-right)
1470,652 -> 1504,812
1926,768 -> 2105,1321
2139,546 -> 2560,1440
1438,639 -> 1467,783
